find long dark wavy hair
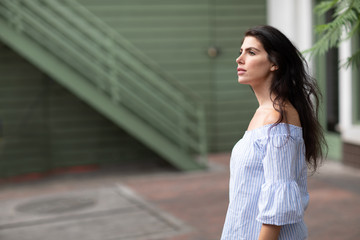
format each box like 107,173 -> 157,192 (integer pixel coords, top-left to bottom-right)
244,25 -> 327,172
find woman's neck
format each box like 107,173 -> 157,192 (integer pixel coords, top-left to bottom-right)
252,83 -> 274,109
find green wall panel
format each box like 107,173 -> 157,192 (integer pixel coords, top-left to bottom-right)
78,0 -> 267,152
211,0 -> 267,151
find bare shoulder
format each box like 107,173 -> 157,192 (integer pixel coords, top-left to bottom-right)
247,107 -> 280,131
264,104 -> 301,127
263,108 -> 281,125
247,103 -> 301,131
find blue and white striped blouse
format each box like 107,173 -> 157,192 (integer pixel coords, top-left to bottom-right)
221,123 -> 309,240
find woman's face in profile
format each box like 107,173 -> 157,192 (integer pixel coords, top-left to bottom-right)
236,36 -> 275,87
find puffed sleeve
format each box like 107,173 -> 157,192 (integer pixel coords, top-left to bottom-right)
256,134 -> 305,226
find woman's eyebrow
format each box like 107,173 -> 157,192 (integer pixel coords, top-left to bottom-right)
242,47 -> 261,52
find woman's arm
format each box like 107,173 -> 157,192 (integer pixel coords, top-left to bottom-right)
258,224 -> 281,240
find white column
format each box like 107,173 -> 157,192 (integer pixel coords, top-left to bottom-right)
294,0 -> 313,52
267,0 -> 314,65
339,38 -> 353,130
267,0 -> 296,42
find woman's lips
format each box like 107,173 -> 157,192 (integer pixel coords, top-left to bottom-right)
237,68 -> 246,75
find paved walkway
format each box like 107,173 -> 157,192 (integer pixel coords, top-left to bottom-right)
0,153 -> 359,240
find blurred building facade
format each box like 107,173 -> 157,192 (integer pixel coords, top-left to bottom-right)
0,0 -> 267,177
0,0 -> 358,178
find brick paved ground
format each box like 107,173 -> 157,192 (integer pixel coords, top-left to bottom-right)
0,153 -> 359,240
123,154 -> 360,240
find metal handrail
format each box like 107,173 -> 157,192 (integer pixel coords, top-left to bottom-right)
0,0 -> 207,157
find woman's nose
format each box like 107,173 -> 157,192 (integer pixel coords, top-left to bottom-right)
236,55 -> 244,64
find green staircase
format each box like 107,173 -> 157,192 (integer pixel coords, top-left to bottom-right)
0,0 -> 207,170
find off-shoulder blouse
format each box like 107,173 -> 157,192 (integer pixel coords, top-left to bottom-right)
221,123 -> 309,240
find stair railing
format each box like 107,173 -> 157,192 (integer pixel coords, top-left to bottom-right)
0,0 -> 207,163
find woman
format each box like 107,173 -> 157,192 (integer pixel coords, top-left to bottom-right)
220,25 -> 327,240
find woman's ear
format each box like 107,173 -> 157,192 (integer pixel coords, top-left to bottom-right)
271,64 -> 279,71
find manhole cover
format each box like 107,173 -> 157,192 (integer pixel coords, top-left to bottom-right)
16,196 -> 97,214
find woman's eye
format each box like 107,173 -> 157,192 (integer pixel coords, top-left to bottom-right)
239,51 -> 243,56
249,51 -> 255,56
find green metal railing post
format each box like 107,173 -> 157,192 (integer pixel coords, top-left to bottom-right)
197,105 -> 208,165
176,99 -> 189,154
105,32 -> 121,103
